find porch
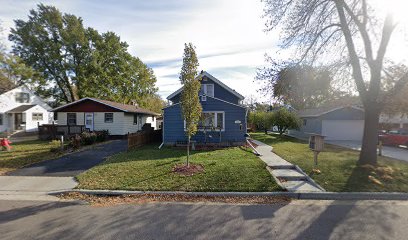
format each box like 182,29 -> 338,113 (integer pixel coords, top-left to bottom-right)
38,123 -> 88,140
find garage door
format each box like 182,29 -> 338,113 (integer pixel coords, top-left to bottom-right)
322,120 -> 364,141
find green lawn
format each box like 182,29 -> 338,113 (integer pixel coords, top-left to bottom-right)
251,132 -> 408,192
0,140 -> 61,174
76,145 -> 281,192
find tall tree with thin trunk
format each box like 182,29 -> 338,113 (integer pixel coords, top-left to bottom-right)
179,43 -> 202,166
261,0 -> 408,165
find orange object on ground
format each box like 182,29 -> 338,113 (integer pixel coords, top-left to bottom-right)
1,138 -> 12,151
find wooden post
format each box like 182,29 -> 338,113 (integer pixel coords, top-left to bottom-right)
60,135 -> 64,151
313,151 -> 319,168
378,140 -> 383,156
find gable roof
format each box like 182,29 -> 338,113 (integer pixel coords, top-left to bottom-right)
166,71 -> 245,101
6,105 -> 36,113
297,106 -> 363,117
52,97 -> 160,115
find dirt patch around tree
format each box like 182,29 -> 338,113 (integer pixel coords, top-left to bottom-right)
59,192 -> 291,206
172,163 -> 205,176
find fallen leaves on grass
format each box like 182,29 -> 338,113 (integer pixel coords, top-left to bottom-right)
368,175 -> 383,186
59,192 -> 291,207
172,163 -> 204,176
362,164 -> 397,183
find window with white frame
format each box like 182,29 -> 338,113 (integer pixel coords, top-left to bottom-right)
32,113 -> 43,121
201,84 -> 214,97
15,92 -> 30,103
0,114 -> 3,125
197,111 -> 224,130
67,113 -> 77,125
104,113 -> 114,123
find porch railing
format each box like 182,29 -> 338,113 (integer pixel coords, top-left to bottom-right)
38,123 -> 88,140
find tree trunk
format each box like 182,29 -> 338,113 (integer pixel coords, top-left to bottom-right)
359,104 -> 381,165
186,136 -> 190,167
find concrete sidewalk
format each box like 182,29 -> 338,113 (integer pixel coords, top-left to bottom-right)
251,139 -> 324,192
0,176 -> 78,201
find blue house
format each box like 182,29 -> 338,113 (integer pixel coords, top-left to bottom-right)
163,71 -> 247,146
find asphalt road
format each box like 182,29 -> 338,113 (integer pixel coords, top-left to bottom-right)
1,199 -> 408,240
7,140 -> 127,177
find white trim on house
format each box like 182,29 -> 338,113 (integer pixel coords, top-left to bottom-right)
201,83 -> 214,97
183,111 -> 226,132
166,71 -> 245,100
205,95 -> 247,109
162,102 -> 181,109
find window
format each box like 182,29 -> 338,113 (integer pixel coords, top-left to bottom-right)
32,113 -> 43,121
104,113 -> 114,123
15,92 -> 30,103
201,84 -> 214,97
133,114 -> 138,125
0,114 -> 3,125
197,111 -> 224,130
303,119 -> 307,126
67,113 -> 77,125
201,96 -> 207,101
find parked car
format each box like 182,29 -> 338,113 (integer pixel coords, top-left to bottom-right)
378,129 -> 408,146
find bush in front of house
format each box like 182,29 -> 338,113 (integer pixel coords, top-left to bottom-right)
95,130 -> 109,142
69,130 -> 110,149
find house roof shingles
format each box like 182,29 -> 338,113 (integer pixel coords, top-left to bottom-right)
52,98 -> 160,116
7,105 -> 36,113
297,106 -> 363,117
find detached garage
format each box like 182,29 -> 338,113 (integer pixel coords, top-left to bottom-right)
288,106 -> 365,141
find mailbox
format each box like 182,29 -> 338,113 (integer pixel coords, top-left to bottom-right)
308,134 -> 325,152
307,133 -> 325,171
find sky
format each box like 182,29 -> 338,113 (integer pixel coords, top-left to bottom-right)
0,0 -> 280,102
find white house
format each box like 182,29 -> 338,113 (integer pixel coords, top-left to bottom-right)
379,113 -> 408,130
52,98 -> 160,136
0,85 -> 52,133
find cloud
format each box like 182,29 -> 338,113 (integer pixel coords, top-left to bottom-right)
1,0 -> 280,102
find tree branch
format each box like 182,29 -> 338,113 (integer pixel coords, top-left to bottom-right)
335,0 -> 367,102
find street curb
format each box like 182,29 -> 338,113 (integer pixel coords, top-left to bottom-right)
50,189 -> 408,201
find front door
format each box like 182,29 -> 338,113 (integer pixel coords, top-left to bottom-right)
14,113 -> 23,130
85,113 -> 94,131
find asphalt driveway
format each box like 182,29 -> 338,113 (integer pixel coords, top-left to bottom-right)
6,140 -> 127,177
327,140 -> 408,162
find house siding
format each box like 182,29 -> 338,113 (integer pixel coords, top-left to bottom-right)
93,112 -> 124,135
289,107 -> 365,139
169,78 -> 241,105
24,105 -> 50,132
163,97 -> 246,145
0,86 -> 52,132
289,117 -> 322,139
57,111 -> 153,135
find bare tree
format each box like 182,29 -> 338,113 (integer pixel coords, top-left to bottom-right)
261,0 -> 408,165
